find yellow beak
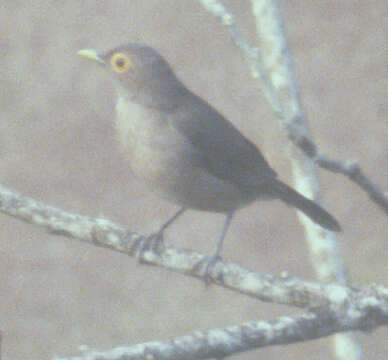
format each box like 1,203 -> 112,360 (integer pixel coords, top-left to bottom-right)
77,49 -> 105,64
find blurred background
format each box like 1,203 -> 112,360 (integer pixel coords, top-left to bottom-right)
0,1 -> 386,359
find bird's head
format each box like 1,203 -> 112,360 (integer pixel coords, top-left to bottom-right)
78,43 -> 183,108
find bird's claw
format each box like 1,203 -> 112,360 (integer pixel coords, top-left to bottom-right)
137,232 -> 165,262
195,254 -> 223,286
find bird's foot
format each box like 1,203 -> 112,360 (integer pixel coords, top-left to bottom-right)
137,231 -> 165,263
195,254 -> 223,286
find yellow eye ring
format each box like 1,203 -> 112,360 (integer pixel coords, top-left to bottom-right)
110,52 -> 132,73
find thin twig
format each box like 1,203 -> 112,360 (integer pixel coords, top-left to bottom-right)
317,154 -> 388,215
285,123 -> 388,215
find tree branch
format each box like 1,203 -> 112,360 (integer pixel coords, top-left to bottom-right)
1,183 -> 387,315
316,154 -> 388,215
197,1 -> 385,358
198,0 -> 388,216
55,285 -> 387,359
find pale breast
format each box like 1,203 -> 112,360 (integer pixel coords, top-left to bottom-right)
115,96 -> 199,193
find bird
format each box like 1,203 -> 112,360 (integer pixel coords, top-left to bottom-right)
78,43 -> 341,276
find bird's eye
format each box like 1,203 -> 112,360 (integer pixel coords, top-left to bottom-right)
110,52 -> 132,73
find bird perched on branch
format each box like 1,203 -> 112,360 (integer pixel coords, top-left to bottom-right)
78,43 -> 341,277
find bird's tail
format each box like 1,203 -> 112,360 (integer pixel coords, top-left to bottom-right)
269,180 -> 341,232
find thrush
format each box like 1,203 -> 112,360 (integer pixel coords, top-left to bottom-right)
78,44 -> 341,275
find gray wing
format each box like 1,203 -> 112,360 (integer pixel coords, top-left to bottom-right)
169,91 -> 277,195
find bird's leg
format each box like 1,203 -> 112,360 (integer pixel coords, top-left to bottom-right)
197,210 -> 234,284
145,207 -> 187,253
157,207 -> 187,234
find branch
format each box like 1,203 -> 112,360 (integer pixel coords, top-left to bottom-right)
198,0 -> 388,216
316,154 -> 388,215
1,183 -> 387,312
196,1 -> 387,358
283,122 -> 388,215
198,0 -> 283,115
1,185 -> 387,359
55,285 -> 387,359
